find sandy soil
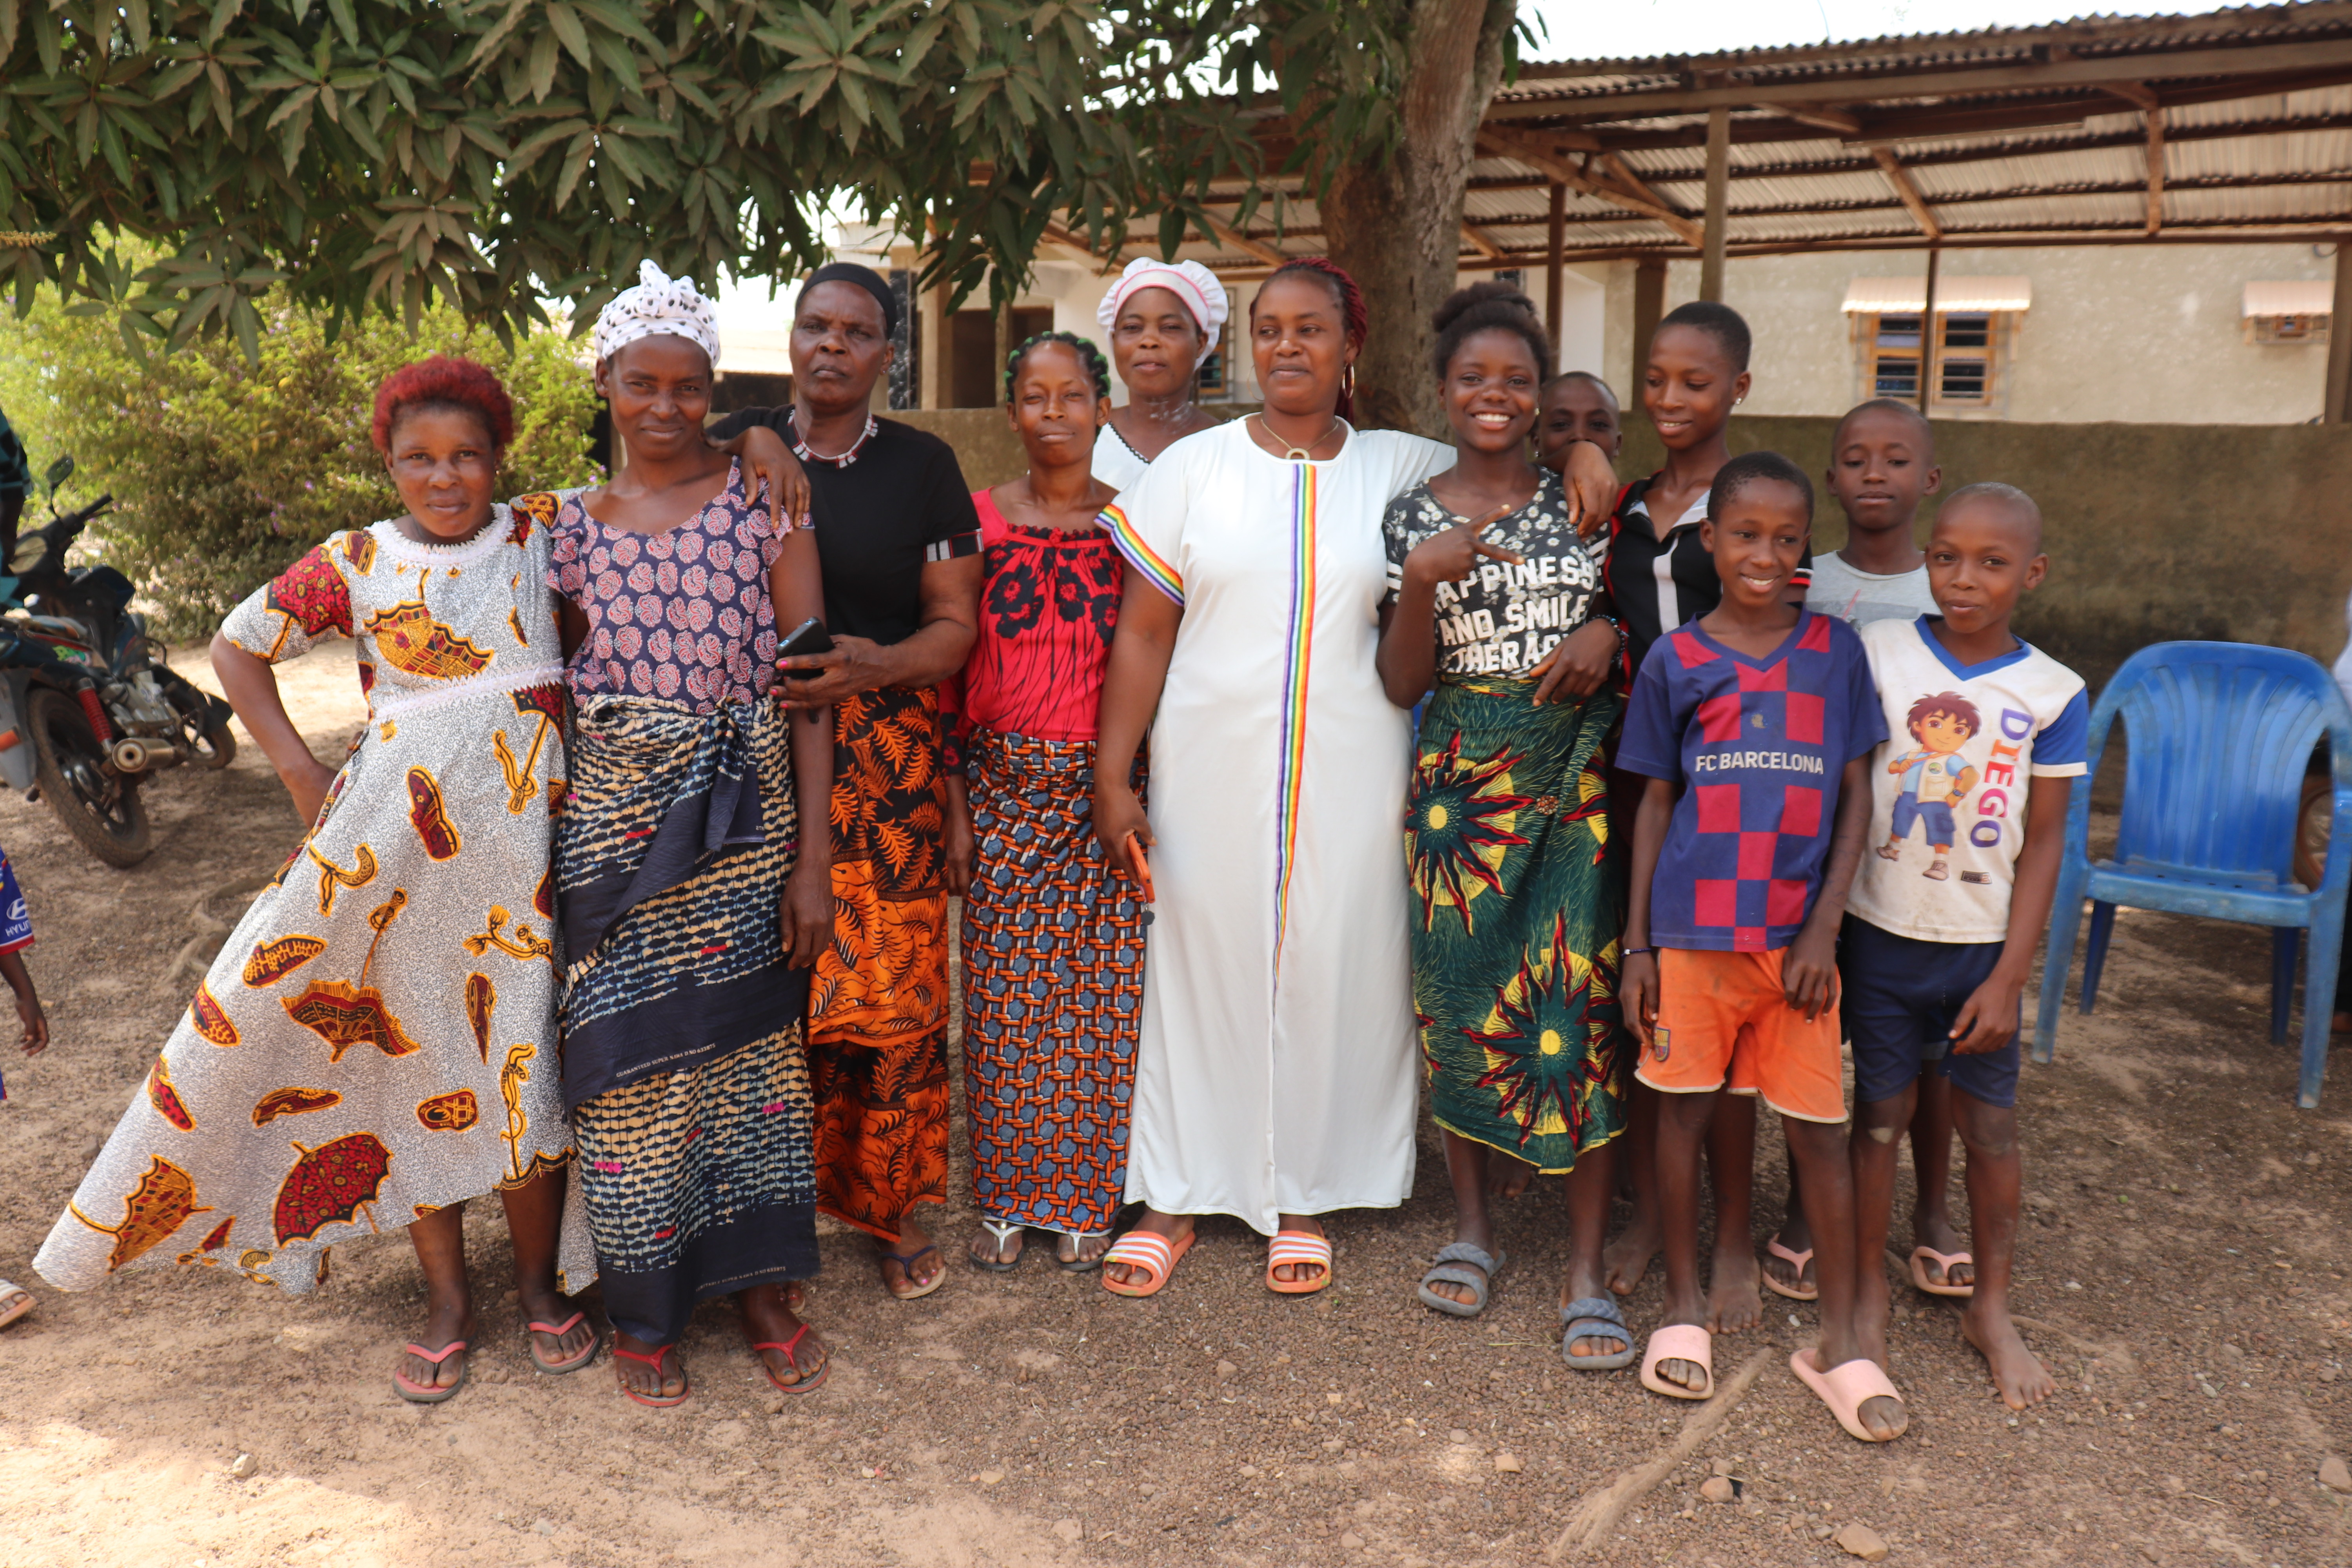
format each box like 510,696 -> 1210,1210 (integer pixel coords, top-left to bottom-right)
0,641 -> 2348,1568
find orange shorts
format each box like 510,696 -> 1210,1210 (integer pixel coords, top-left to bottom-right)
1635,947 -> 1846,1124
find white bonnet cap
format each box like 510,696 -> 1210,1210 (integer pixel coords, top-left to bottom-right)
1095,258 -> 1229,360
592,260 -> 721,368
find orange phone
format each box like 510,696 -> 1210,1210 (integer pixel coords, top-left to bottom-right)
1123,829 -> 1155,904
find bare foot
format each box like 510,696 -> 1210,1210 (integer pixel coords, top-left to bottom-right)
880,1215 -> 944,1299
613,1332 -> 687,1402
1270,1213 -> 1327,1287
1604,1214 -> 1660,1297
399,1302 -> 474,1394
1960,1301 -> 2055,1410
1912,1210 -> 1975,1290
1486,1153 -> 1535,1200
740,1282 -> 828,1392
1103,1210 -> 1194,1290
1707,1238 -> 1763,1334
517,1282 -> 595,1369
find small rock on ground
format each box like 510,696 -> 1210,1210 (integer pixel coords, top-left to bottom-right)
228,1454 -> 258,1479
1834,1523 -> 1890,1561
1493,1452 -> 1523,1473
1339,1532 -> 1366,1550
1700,1476 -> 1737,1504
2320,1455 -> 2351,1492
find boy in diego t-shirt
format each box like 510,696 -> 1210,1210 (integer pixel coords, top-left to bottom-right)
1845,481 -> 2085,1412
1617,451 -> 1904,1443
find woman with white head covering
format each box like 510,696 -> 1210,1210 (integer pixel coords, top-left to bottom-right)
1094,258 -> 1231,489
527,260 -> 838,1406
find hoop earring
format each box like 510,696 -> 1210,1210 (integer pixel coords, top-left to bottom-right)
1341,364 -> 1356,400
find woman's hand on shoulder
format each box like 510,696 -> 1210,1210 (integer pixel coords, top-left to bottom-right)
1403,504 -> 1523,590
719,423 -> 813,531
1560,441 -> 1618,541
1529,619 -> 1617,704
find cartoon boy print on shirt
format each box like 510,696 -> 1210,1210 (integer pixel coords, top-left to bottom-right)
1878,691 -> 1981,880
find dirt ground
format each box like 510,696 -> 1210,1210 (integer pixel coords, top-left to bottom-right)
0,641 -> 2348,1568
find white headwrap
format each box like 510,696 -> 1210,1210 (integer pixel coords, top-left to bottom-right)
1095,258 -> 1229,363
592,259 -> 721,368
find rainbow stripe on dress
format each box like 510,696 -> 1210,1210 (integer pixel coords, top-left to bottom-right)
1100,504 -> 1183,606
1272,466 -> 1317,973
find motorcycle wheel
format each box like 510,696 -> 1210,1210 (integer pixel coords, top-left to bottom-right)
161,672 -> 237,768
182,713 -> 237,769
27,686 -> 152,867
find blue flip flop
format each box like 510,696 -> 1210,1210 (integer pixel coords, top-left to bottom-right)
1561,1294 -> 1637,1370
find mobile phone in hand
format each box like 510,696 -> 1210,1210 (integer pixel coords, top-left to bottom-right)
1123,829 -> 1155,904
776,617 -> 834,678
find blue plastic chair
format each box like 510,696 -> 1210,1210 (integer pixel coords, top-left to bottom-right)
2034,641 -> 2352,1109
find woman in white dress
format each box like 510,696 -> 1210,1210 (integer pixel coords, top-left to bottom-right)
1088,259 -> 1452,1297
1091,258 -> 1228,490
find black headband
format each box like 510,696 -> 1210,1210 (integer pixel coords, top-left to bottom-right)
802,262 -> 899,336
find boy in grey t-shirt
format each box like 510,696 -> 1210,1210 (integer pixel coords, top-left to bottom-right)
1804,399 -> 1942,629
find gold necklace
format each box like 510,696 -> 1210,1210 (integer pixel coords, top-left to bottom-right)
1254,412 -> 1343,462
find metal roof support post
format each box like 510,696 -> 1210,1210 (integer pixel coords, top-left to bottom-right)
1918,245 -> 1941,416
1700,105 -> 1730,301
1546,181 -> 1566,354
2327,238 -> 2352,425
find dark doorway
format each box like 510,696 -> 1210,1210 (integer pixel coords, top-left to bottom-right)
949,307 -> 1053,408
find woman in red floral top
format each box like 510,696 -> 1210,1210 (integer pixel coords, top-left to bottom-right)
943,333 -> 1146,1272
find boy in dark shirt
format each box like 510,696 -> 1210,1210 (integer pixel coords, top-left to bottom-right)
1617,452 -> 1906,1443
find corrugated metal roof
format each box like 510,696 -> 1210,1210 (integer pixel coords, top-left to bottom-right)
1173,3 -> 2352,272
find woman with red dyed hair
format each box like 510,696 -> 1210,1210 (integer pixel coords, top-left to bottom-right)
37,356 -> 603,1403
1084,260 -> 1609,1301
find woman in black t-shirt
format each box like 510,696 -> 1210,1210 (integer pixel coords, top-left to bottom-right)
711,263 -> 982,1303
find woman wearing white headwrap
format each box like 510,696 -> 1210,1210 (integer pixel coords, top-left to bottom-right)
529,260 -> 838,1406
1094,258 -> 1231,490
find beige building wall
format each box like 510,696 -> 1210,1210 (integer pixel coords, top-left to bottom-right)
1614,241 -> 2336,426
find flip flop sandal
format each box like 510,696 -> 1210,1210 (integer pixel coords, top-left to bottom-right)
1057,1230 -> 1114,1274
526,1310 -> 598,1375
1560,1295 -> 1637,1371
1100,1229 -> 1196,1299
1910,1245 -> 1976,1298
969,1219 -> 1026,1273
612,1342 -> 691,1408
1266,1230 -> 1332,1296
393,1339 -> 470,1405
1762,1237 -> 1819,1302
752,1323 -> 829,1396
1638,1324 -> 1715,1400
1416,1242 -> 1506,1318
1790,1348 -> 1906,1443
0,1279 -> 32,1330
881,1244 -> 945,1301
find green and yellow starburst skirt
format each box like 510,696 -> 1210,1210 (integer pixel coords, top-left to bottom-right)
1406,675 -> 1628,1172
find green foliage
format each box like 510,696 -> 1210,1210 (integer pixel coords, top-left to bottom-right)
0,292 -> 599,637
0,0 -> 1422,343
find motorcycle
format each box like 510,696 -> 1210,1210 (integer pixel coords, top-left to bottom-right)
0,454 -> 237,867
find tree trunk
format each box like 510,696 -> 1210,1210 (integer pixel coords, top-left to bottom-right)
1318,0 -> 1516,436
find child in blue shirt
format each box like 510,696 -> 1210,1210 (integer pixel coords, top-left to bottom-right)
0,843 -> 47,1330
1617,451 -> 1904,1443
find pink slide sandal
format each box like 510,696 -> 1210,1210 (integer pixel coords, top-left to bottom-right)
1762,1237 -> 1818,1302
1791,1348 -> 1907,1443
1638,1324 -> 1715,1400
1910,1245 -> 1975,1298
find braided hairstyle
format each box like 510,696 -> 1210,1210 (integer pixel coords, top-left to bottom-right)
1255,256 -> 1368,421
1430,280 -> 1552,383
1003,330 -> 1114,405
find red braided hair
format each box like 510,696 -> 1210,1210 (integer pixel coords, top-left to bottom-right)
371,356 -> 515,455
1256,256 -> 1368,422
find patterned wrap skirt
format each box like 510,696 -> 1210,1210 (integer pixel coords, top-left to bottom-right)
1405,676 -> 1629,1173
808,684 -> 952,1238
961,727 -> 1147,1236
559,695 -> 817,1345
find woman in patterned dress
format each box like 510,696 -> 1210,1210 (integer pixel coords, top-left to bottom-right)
34,358 -> 599,1402
543,263 -> 836,1406
942,333 -> 1144,1273
1374,284 -> 1632,1367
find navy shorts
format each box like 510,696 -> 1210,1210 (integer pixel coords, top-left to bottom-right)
1838,915 -> 2020,1108
1889,793 -> 1958,848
